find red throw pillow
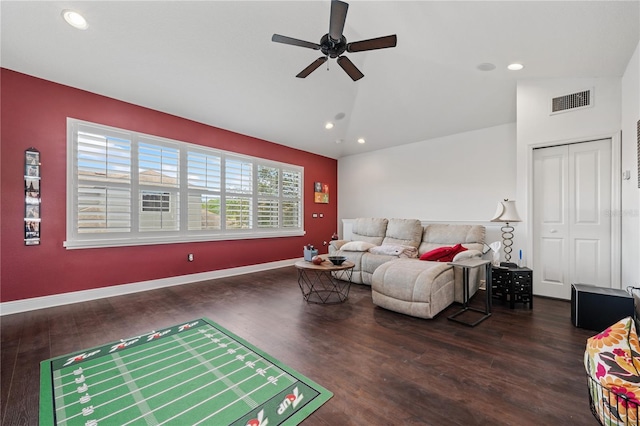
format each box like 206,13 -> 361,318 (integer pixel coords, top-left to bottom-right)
420,244 -> 467,262
420,246 -> 454,261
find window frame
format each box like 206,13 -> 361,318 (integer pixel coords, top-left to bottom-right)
65,118 -> 305,249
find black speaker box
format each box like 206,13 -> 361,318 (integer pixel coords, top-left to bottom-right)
571,284 -> 635,332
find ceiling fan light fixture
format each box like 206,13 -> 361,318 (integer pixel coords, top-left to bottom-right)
508,63 -> 524,71
62,9 -> 88,30
272,0 -> 397,81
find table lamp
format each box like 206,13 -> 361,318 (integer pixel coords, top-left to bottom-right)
490,199 -> 521,265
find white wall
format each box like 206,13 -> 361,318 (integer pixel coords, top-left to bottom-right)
338,123 -> 517,223
337,123 -> 518,258
621,41 -> 640,286
516,76 -> 628,287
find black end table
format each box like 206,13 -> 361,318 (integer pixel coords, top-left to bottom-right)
492,266 -> 533,309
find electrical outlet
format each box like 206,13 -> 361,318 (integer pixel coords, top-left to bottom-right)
187,253 -> 194,262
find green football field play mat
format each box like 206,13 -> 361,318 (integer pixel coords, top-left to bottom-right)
40,318 -> 332,425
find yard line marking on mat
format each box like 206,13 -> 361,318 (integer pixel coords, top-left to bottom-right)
173,333 -> 260,409
120,366 -> 279,425
55,332 -> 215,384
111,352 -> 159,426
157,370 -> 290,426
56,346 -> 250,417
189,372 -> 291,426
54,330 -> 229,399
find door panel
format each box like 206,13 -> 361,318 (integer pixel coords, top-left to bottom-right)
533,145 -> 569,299
540,237 -> 565,284
533,139 -> 611,300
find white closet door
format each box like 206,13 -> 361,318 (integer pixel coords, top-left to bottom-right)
532,139 -> 611,300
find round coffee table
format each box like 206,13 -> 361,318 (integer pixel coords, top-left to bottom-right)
294,259 -> 355,304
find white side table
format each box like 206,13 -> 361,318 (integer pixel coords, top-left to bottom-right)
447,258 -> 492,326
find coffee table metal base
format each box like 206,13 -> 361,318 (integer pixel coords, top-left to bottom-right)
296,263 -> 354,304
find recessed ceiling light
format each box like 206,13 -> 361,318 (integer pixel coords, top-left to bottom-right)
507,63 -> 524,71
325,122 -> 334,129
357,138 -> 365,144
62,10 -> 88,30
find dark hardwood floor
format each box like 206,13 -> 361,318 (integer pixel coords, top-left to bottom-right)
2,266 -> 599,425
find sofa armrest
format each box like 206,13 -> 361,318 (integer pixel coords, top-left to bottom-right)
452,249 -> 482,262
329,239 -> 349,251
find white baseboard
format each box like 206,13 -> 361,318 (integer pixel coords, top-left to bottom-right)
0,258 -> 298,316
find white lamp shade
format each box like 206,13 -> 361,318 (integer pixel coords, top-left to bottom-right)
491,199 -> 522,222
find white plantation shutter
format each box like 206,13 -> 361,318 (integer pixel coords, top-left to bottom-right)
66,119 -> 304,249
282,170 -> 302,228
225,158 -> 253,230
138,141 -> 180,232
187,151 -> 222,231
139,142 -> 179,187
226,158 -> 252,194
76,126 -> 132,233
225,196 -> 252,229
188,151 -> 221,191
77,185 -> 131,233
257,165 -> 279,228
188,194 -> 221,230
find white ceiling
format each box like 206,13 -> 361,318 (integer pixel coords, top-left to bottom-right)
2,1 -> 639,159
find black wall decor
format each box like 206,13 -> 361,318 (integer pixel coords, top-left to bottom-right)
25,148 -> 41,245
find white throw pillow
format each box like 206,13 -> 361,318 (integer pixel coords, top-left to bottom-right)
341,241 -> 376,252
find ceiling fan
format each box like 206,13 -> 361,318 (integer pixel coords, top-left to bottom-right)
272,0 -> 397,81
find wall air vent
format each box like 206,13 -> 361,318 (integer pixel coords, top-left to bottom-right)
551,89 -> 592,114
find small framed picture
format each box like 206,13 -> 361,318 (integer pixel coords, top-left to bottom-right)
24,217 -> 41,245
26,150 -> 39,166
25,178 -> 40,203
314,181 -> 329,204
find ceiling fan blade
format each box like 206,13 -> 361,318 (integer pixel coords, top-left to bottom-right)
329,0 -> 349,41
337,56 -> 364,81
296,57 -> 328,78
272,34 -> 321,50
347,34 -> 397,53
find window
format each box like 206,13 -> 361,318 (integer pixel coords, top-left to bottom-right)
66,119 -> 304,248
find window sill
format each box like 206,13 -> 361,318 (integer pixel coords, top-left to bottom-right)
64,229 -> 306,250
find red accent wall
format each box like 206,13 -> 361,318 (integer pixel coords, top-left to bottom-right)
0,69 -> 338,303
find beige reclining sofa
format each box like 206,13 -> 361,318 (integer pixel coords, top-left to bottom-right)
328,218 -> 486,319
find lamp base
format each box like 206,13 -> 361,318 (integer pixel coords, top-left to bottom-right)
500,262 -> 518,268
501,222 -> 515,263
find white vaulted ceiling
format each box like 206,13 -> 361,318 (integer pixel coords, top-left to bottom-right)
2,1 -> 638,159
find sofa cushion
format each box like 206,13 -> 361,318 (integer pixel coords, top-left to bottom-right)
341,241 -> 376,252
351,218 -> 388,246
369,244 -> 418,258
419,224 -> 485,255
420,244 -> 467,262
382,218 -> 423,248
